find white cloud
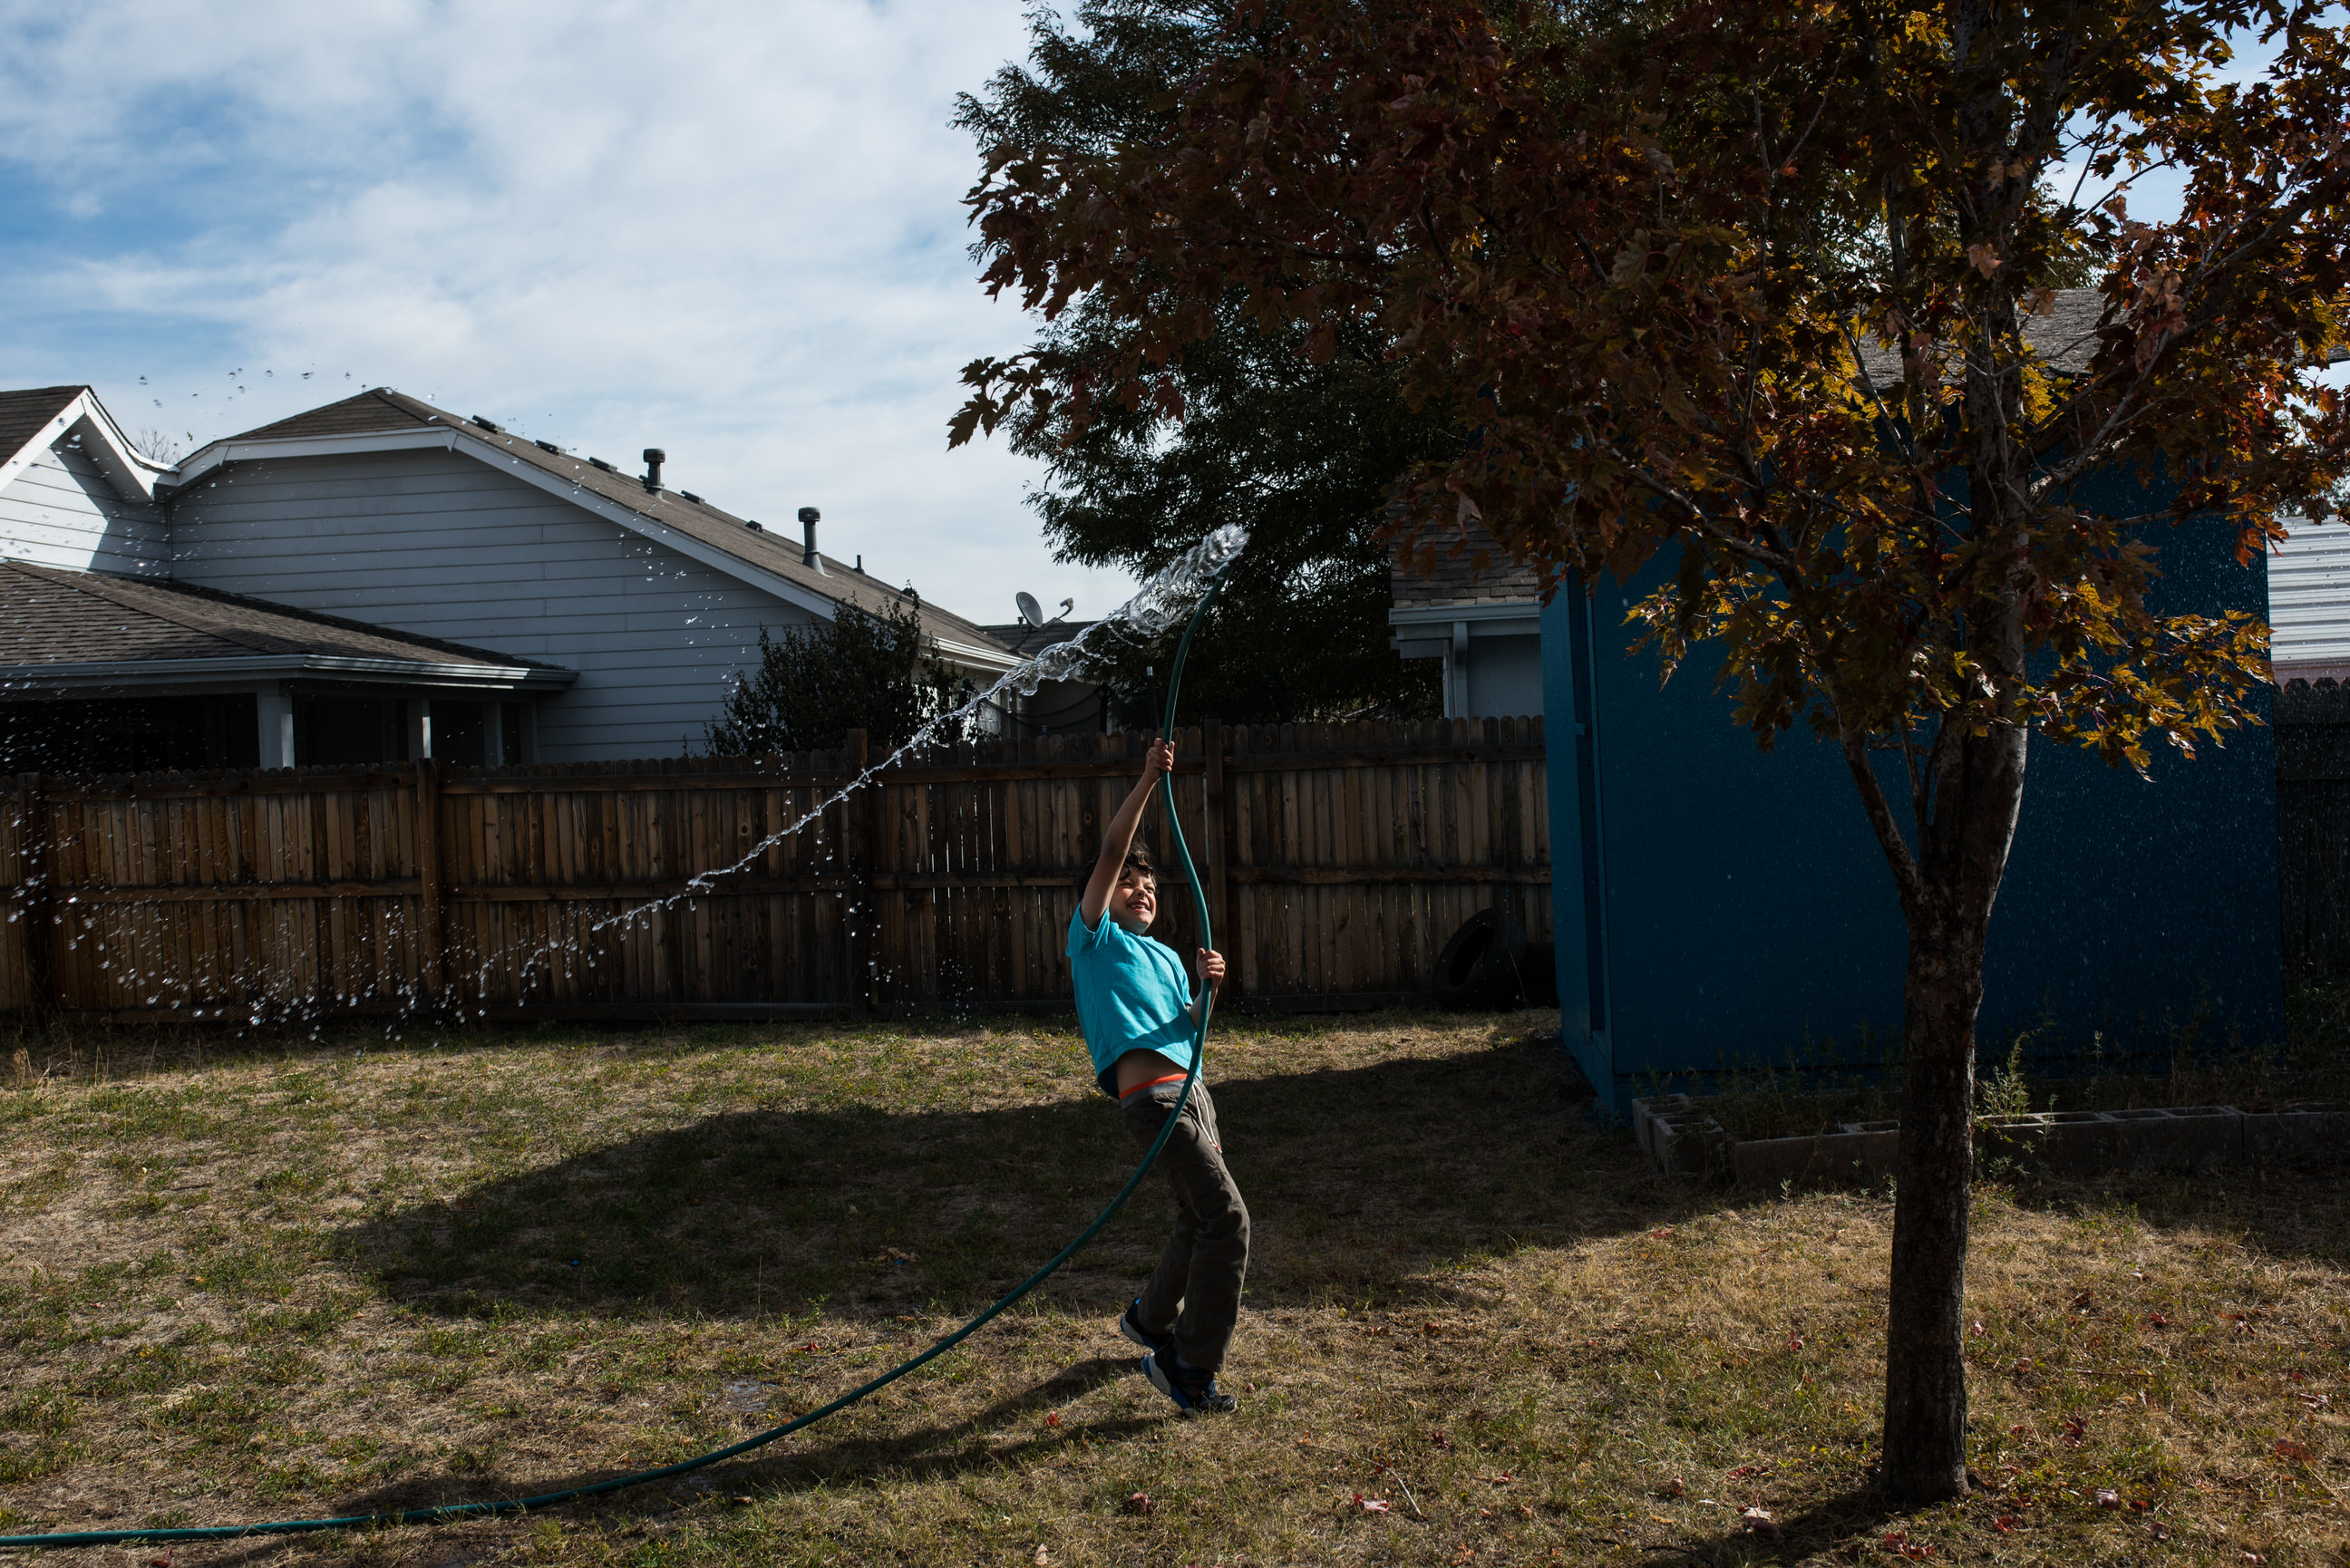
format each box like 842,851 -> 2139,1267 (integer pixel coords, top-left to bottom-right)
0,0 -> 1131,628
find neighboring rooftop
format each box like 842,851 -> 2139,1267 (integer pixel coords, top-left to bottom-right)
185,388 -> 1015,663
1855,286 -> 2131,385
978,619 -> 1100,662
1392,516 -> 1541,611
0,560 -> 568,679
0,386 -> 85,465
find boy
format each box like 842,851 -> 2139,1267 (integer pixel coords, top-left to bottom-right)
1068,735 -> 1244,1415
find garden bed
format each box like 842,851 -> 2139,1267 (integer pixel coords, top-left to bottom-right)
1633,1093 -> 2350,1186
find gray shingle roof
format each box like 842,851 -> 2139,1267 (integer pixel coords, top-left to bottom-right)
0,560 -> 559,671
1392,518 -> 1541,611
977,620 -> 1100,662
0,386 -> 86,468
226,388 -> 430,443
1854,286 -> 2107,386
209,389 -> 1016,660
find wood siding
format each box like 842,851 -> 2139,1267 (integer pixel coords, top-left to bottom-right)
0,720 -> 1549,1019
165,448 -> 818,761
0,441 -> 168,578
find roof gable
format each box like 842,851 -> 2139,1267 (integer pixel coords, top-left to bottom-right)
0,386 -> 87,460
227,388 -> 439,442
174,389 -> 1018,669
0,384 -> 170,504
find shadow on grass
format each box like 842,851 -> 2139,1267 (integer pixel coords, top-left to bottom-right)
201,1358 -> 1154,1563
338,1033 -> 1656,1323
1633,1486 -> 1907,1564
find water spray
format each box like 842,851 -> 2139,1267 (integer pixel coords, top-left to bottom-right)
0,528 -> 1245,1552
483,521 -> 1248,1009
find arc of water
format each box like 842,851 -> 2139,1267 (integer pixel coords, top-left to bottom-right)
0,534 -> 1246,1553
474,522 -> 1249,1013
4,527 -> 1250,1035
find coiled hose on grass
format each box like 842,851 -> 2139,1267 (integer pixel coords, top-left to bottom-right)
0,575 -> 1230,1552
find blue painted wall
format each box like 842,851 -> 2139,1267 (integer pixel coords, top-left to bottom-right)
1544,466 -> 2285,1114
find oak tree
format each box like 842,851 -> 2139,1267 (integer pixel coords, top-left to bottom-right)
956,0 -> 2350,1498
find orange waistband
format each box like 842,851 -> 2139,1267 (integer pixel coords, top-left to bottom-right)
1119,1071 -> 1190,1101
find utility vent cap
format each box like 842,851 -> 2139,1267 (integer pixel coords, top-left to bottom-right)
744,518 -> 764,533
797,507 -> 824,573
681,490 -> 703,504
588,457 -> 615,472
534,440 -> 561,454
471,416 -> 502,432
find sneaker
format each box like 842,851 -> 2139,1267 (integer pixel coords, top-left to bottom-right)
1141,1350 -> 1238,1416
1117,1300 -> 1173,1357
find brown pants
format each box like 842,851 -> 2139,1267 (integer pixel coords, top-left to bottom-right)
1119,1077 -> 1250,1373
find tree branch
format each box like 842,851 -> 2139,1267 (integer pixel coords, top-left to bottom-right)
1835,702 -> 1925,914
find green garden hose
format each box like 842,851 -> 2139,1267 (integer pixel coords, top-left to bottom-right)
0,576 -> 1229,1553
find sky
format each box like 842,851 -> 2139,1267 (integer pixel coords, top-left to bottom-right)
0,0 -> 1131,629
0,2 -> 2337,634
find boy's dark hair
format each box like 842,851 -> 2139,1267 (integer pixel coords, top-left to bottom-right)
1078,842 -> 1155,892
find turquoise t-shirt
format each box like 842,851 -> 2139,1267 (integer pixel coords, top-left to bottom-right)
1067,905 -> 1197,1098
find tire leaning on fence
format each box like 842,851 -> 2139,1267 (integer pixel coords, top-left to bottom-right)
1434,907 -> 1526,1010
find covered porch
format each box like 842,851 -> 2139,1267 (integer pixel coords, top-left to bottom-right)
0,561 -> 573,773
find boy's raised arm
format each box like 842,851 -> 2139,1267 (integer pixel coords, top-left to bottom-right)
1080,736 -> 1177,927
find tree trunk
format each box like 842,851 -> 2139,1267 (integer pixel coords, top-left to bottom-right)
1880,919 -> 1985,1499
1879,721 -> 2026,1500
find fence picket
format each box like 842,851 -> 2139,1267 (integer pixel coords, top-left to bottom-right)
3,721 -> 1550,1019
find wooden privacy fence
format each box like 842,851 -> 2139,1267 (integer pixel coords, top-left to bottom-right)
0,719 -> 1549,1021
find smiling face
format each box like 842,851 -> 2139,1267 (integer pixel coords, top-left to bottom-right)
1106,864 -> 1158,932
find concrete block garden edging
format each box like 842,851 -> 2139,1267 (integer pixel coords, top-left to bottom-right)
1629,1095 -> 2348,1187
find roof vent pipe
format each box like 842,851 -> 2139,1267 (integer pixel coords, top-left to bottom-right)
642,448 -> 665,491
798,506 -> 823,570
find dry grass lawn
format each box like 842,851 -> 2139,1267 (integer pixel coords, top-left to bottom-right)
0,1011 -> 2343,1566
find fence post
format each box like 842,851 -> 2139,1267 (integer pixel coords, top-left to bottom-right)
844,730 -> 871,1016
19,775 -> 54,1018
414,760 -> 444,1010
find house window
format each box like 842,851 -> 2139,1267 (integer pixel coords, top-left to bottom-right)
295,696 -> 411,766
432,702 -> 486,766
0,695 -> 259,775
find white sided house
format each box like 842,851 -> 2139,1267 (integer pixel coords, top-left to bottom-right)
0,385 -> 173,577
2276,516 -> 2350,690
0,385 -> 1019,770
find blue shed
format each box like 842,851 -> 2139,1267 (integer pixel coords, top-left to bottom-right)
1541,466 -> 2287,1117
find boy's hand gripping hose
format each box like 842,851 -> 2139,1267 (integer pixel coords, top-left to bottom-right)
0,575 -> 1230,1552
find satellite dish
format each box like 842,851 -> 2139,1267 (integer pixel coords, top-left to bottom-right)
1015,591 -> 1045,628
